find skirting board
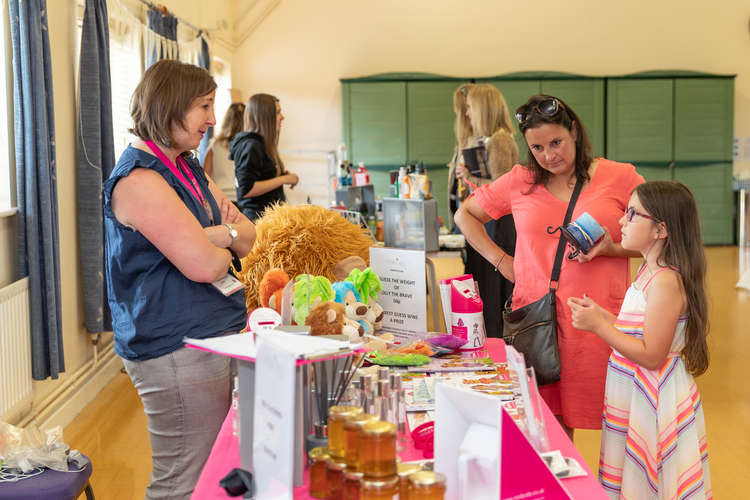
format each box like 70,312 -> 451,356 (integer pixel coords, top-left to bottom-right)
29,348 -> 124,431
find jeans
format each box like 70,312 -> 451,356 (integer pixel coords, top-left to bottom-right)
123,344 -> 231,499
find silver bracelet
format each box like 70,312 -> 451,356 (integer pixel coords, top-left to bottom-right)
494,253 -> 505,272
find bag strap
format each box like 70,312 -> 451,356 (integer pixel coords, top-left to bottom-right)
549,176 -> 584,291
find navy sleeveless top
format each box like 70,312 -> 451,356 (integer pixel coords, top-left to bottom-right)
103,146 -> 246,361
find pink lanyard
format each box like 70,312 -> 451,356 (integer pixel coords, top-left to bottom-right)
144,140 -> 214,224
144,140 -> 206,205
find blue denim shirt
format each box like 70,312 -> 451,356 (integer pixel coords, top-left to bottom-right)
103,146 -> 246,361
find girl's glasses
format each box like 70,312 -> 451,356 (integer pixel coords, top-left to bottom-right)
625,206 -> 659,223
514,98 -> 561,125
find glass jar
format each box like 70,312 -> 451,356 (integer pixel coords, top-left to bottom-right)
308,446 -> 330,499
328,406 -> 363,458
342,468 -> 364,500
326,458 -> 348,500
360,475 -> 398,500
407,471 -> 447,500
344,413 -> 378,470
359,421 -> 397,478
396,462 -> 423,499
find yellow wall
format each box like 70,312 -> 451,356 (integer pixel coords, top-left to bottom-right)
232,0 -> 750,204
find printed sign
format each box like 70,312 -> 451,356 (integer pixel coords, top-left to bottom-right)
369,247 -> 427,340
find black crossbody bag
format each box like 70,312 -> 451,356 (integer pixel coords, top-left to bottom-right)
501,177 -> 583,386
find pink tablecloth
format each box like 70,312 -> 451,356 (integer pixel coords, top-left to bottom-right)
191,339 -> 607,499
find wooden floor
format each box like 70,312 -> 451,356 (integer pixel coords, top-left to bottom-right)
64,246 -> 750,499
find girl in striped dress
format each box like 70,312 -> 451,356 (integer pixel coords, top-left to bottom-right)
568,181 -> 711,499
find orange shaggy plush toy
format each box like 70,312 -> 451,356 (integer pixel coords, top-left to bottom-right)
237,204 -> 374,312
258,269 -> 290,314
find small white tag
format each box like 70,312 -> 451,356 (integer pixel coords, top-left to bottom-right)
212,274 -> 245,296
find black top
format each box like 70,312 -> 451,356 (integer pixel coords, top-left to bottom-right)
229,131 -> 285,221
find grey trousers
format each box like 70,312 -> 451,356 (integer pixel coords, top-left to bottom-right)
123,345 -> 231,500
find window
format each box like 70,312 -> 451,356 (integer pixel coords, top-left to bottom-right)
212,57 -> 233,134
108,25 -> 141,160
0,0 -> 16,214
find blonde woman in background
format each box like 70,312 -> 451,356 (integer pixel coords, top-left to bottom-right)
202,102 -> 245,202
229,93 -> 299,221
456,84 -> 519,339
447,83 -> 475,231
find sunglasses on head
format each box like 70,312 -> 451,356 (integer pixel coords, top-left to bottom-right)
625,206 -> 659,223
514,97 -> 561,125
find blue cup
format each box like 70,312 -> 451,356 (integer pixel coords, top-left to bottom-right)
548,211 -> 605,259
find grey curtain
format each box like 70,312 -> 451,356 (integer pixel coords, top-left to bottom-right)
77,0 -> 114,334
8,0 -> 64,379
197,34 -> 212,164
146,7 -> 178,68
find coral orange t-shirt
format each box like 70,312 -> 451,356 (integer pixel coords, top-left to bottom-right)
473,159 -> 644,428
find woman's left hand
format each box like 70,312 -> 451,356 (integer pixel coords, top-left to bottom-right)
455,162 -> 469,179
572,227 -> 614,263
220,198 -> 242,225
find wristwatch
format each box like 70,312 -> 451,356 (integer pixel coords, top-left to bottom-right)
224,223 -> 238,246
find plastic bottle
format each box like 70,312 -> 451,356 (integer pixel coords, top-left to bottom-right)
398,166 -> 410,199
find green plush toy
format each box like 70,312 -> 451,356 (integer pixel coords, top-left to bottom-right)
293,274 -> 334,326
345,268 -> 383,306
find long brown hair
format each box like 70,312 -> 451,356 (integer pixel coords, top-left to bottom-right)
466,84 -> 514,139
130,59 -> 216,151
516,94 -> 592,186
213,102 -> 245,147
245,93 -> 284,172
453,83 -> 475,150
635,181 -> 709,376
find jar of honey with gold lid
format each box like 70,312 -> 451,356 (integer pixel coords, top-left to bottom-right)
342,468 -> 364,500
359,421 -> 397,478
344,413 -> 378,470
328,406 -> 363,458
360,475 -> 398,500
396,462 -> 423,499
326,457 -> 348,500
308,446 -> 330,498
407,471 -> 447,500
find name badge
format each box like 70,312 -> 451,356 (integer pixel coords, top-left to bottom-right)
212,274 -> 245,296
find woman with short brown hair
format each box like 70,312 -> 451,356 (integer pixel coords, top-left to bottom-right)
104,59 -> 255,499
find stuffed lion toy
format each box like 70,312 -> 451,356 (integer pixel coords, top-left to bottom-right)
237,204 -> 374,312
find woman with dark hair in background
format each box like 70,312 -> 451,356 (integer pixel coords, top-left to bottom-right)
455,84 -> 519,339
203,102 -> 245,202
104,59 -> 255,498
455,94 -> 643,437
229,93 -> 299,221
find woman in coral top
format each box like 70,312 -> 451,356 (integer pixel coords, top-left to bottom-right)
455,94 -> 644,437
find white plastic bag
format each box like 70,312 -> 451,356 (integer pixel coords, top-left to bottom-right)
0,421 -> 87,474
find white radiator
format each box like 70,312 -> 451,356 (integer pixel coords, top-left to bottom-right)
0,277 -> 33,419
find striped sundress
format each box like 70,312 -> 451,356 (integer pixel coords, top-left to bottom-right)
598,268 -> 711,499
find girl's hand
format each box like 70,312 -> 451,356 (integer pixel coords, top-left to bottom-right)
455,162 -> 469,179
573,227 -> 614,263
568,295 -> 608,333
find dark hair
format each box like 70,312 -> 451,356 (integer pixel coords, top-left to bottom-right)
245,93 -> 284,172
213,102 -> 246,147
516,94 -> 593,186
129,59 -> 217,150
634,181 -> 709,376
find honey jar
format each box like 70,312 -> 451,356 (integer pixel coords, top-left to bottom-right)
342,468 -> 364,500
359,421 -> 397,478
308,446 -> 330,499
326,457 -> 348,500
396,462 -> 423,499
407,471 -> 447,500
344,413 -> 378,470
328,406 -> 363,458
360,475 -> 398,500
